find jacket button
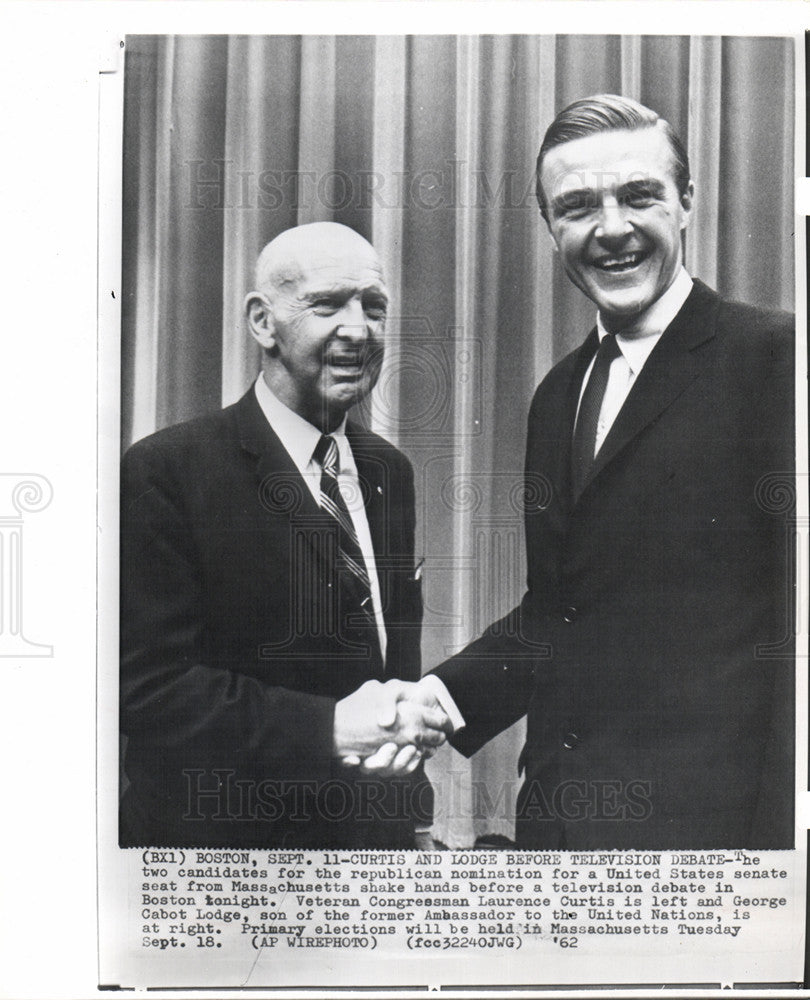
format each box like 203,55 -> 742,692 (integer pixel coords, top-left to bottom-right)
562,606 -> 579,623
562,732 -> 579,750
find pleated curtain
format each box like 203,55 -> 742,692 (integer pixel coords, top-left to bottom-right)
121,34 -> 794,847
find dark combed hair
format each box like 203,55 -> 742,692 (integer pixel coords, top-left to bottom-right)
535,93 -> 691,220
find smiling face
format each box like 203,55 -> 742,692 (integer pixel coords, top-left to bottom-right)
540,126 -> 693,333
247,224 -> 388,431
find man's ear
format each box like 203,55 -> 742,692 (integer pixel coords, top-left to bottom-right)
245,292 -> 276,350
543,217 -> 560,253
679,181 -> 695,229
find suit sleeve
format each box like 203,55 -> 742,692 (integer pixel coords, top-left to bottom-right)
120,437 -> 337,780
428,380 -> 551,758
748,312 -> 796,845
384,452 -> 423,682
390,452 -> 435,827
430,599 -> 540,757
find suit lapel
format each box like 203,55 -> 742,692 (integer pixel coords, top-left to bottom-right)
578,280 -> 720,499
236,393 -> 390,618
234,389 -> 331,571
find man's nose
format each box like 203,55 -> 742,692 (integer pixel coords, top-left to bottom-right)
595,200 -> 631,241
336,297 -> 369,340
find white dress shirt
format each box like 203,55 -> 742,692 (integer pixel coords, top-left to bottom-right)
576,267 -> 694,456
254,374 -> 388,663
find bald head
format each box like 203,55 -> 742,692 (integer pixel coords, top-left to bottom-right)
254,222 -> 384,300
245,223 -> 388,432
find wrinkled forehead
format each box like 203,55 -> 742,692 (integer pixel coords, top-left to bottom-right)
542,126 -> 677,195
274,243 -> 385,293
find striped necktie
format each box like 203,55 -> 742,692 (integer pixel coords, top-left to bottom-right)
313,434 -> 382,668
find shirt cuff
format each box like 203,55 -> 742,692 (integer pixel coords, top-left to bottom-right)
419,674 -> 466,732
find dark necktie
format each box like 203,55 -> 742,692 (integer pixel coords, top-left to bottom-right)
313,434 -> 382,669
571,333 -> 621,501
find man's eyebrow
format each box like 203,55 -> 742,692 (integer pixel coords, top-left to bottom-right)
301,285 -> 388,303
620,177 -> 666,198
549,188 -> 595,213
301,287 -> 343,301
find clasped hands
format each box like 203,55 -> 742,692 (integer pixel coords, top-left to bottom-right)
333,677 -> 453,777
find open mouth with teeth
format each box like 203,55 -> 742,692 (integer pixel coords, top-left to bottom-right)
592,251 -> 648,273
327,353 -> 367,374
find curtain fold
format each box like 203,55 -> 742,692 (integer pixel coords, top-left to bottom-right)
121,33 -> 795,847
221,35 -> 300,404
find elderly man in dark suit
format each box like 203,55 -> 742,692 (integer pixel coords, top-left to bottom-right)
119,222 -> 451,849
421,94 -> 795,849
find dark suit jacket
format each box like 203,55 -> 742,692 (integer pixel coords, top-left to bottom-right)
435,280 -> 795,849
120,387 -> 426,848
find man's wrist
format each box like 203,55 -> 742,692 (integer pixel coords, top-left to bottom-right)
420,675 -> 465,732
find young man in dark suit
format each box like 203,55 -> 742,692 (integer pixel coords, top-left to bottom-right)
120,222 -> 452,849
426,94 -> 795,849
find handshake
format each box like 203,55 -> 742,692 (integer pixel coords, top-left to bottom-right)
333,676 -> 459,777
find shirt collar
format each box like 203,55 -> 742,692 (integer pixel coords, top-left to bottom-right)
596,267 -> 693,374
253,373 -> 348,473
